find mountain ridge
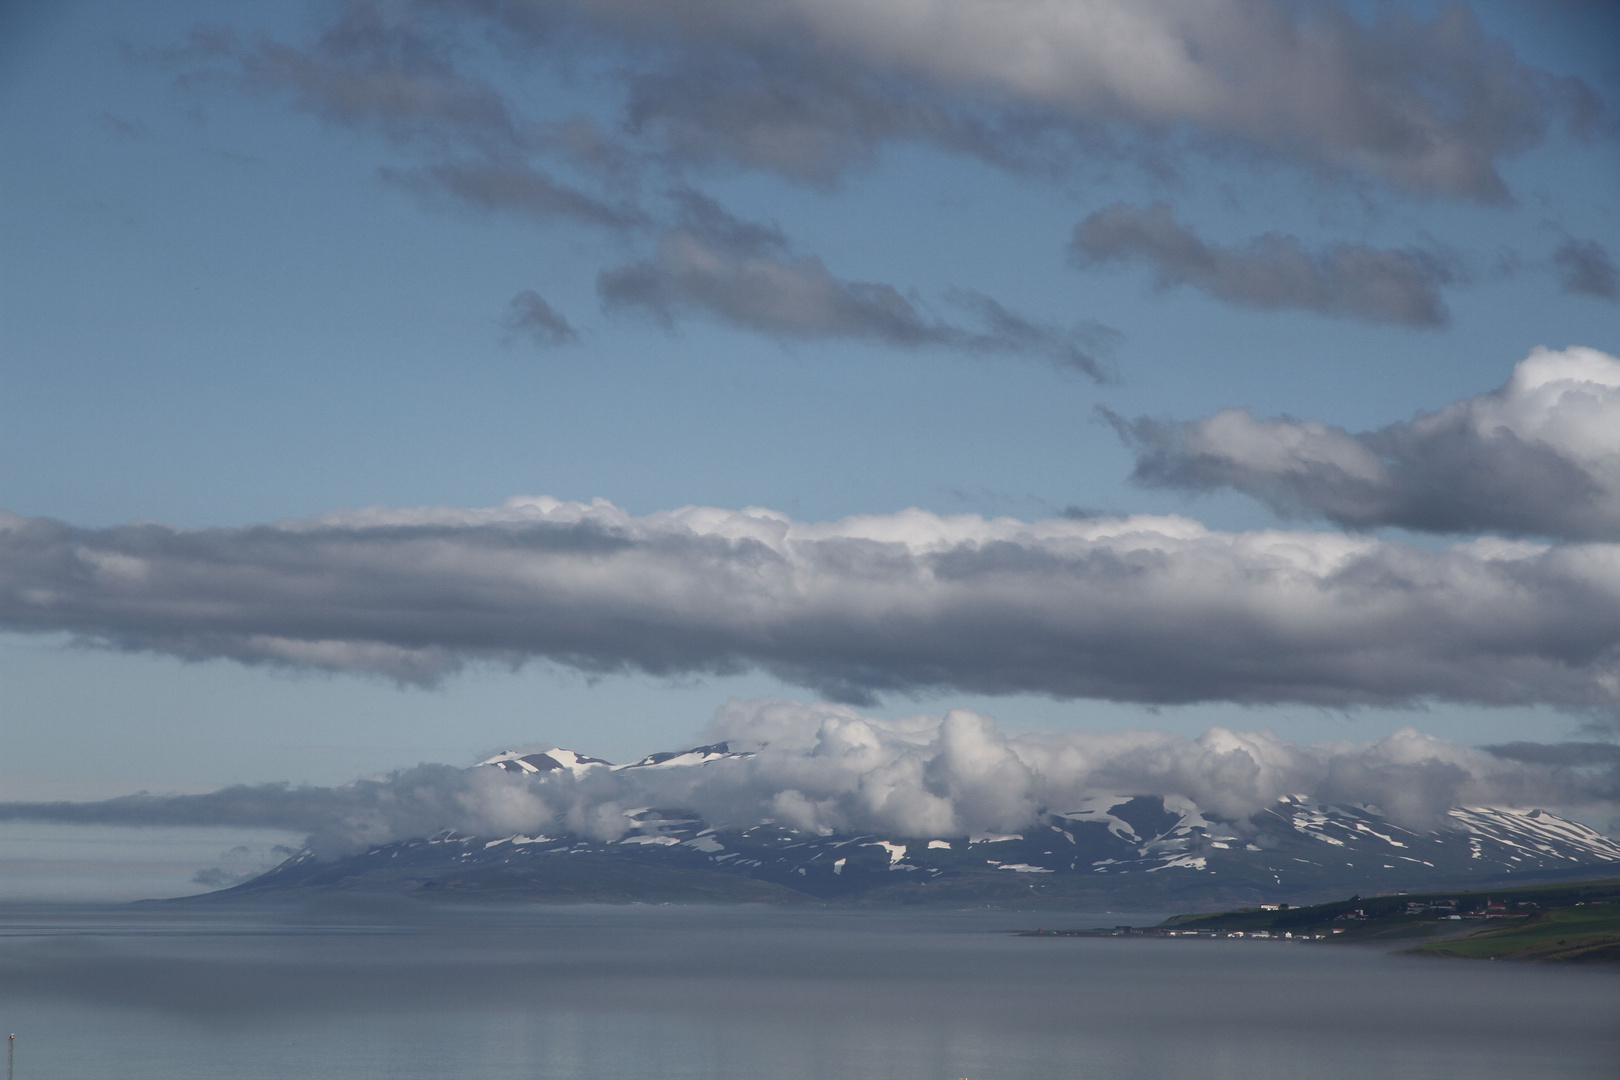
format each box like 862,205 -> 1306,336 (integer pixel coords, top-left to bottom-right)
194,742 -> 1620,908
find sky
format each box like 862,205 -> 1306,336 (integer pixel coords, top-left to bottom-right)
2,0 -> 1619,897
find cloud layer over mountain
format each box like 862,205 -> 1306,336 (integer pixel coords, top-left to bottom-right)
3,700 -> 1614,854
1111,345 -> 1620,541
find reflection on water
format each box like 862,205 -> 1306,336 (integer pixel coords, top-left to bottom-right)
0,903 -> 1615,1080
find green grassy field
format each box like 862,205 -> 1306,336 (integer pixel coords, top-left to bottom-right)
1408,902 -> 1620,962
1124,876 -> 1620,962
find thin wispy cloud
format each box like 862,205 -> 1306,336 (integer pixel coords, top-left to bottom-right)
236,3 -> 527,152
599,197 -> 1113,374
155,0 -> 1601,364
1070,203 -> 1457,326
1554,238 -> 1619,301
503,290 -> 577,348
385,158 -> 645,228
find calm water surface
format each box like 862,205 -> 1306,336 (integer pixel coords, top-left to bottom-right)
0,903 -> 1615,1080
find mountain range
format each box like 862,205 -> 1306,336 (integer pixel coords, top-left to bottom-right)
206,743 -> 1620,908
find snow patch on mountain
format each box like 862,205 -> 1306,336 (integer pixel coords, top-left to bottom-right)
1448,806 -> 1620,863
478,748 -> 612,777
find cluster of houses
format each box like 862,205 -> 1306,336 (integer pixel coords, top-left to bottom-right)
1403,899 -> 1457,915
1094,926 -> 1336,940
1162,928 -> 1332,940
1402,897 -> 1527,919
1027,893 -> 1539,941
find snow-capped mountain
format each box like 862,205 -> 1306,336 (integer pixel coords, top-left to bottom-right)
214,744 -> 1620,907
617,742 -> 751,770
477,747 -> 614,777
476,742 -> 750,776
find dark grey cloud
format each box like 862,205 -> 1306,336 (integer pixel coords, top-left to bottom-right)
610,33 -> 1035,189
947,291 -> 1120,377
182,5 -> 640,230
186,0 -> 1595,211
1484,741 -> 1620,801
383,158 -> 644,228
241,3 -> 527,153
1554,238 -> 1620,300
4,704 -> 1614,848
181,14 -> 1098,369
5,497 -> 1620,715
473,0 -> 1591,199
1071,202 -> 1455,326
1108,345 -> 1620,540
599,198 -> 1111,376
1486,740 -> 1620,768
502,290 -> 577,347
100,112 -> 151,140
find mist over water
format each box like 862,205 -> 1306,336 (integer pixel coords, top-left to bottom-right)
1,906 -> 1616,1080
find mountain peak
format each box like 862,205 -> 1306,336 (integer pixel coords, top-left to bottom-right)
478,742 -> 753,778
476,747 -> 612,777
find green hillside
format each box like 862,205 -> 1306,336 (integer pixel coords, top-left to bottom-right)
1409,902 -> 1620,962
1071,876 -> 1620,962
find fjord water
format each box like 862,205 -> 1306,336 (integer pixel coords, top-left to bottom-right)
1,905 -> 1615,1080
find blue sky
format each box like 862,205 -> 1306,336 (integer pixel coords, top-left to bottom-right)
2,0 -> 1619,857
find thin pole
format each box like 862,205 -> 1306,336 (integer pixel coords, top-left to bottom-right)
7,1032 -> 13,1080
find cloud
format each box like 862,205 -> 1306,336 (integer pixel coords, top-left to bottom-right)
503,290 -> 577,347
1070,202 -> 1455,326
189,5 -> 640,229
6,494 -> 1620,714
1554,239 -> 1619,300
383,158 -> 644,228
2,702 -> 1614,851
1109,345 -> 1620,541
240,4 -> 525,152
191,1 -> 1593,204
188,15 -> 1108,367
0,765 -> 506,859
598,195 -> 1112,375
1484,740 -> 1620,800
192,843 -> 301,888
490,0 -> 1589,198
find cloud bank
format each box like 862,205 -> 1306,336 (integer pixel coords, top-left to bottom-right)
1071,202 -> 1455,326
2,701 -> 1614,853
6,482 -> 1620,713
1111,345 -> 1620,541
